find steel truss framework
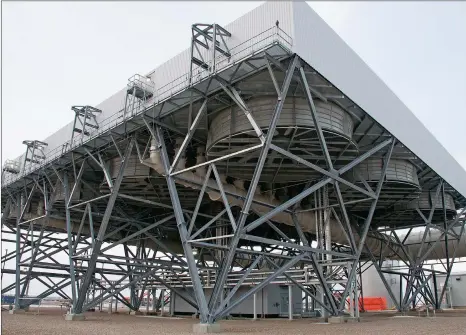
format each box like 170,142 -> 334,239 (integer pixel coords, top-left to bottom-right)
2,26 -> 466,327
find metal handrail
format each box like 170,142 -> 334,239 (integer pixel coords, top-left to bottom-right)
1,26 -> 293,188
127,74 -> 155,92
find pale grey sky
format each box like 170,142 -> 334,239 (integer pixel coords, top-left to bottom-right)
2,1 -> 466,294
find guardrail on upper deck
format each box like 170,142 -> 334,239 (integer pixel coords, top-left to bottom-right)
1,26 -> 293,188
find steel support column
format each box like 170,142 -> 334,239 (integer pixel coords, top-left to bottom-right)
208,56 -> 299,322
154,125 -> 210,323
64,173 -> 78,312
339,139 -> 395,310
73,140 -> 134,314
14,193 -> 21,310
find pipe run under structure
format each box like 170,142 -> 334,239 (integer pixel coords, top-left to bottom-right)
2,4 -> 466,330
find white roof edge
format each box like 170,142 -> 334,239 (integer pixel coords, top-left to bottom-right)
292,1 -> 466,198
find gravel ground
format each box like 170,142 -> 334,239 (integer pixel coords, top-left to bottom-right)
2,309 -> 466,335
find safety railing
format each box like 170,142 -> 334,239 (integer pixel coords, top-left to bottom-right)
127,74 -> 155,94
146,266 -> 347,289
1,26 -> 292,188
156,26 -> 292,101
2,160 -> 21,174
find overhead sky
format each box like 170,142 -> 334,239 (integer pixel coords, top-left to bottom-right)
2,1 -> 466,294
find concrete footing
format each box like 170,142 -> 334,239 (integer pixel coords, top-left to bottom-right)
192,313 -> 200,319
192,323 -> 221,334
328,316 -> 344,324
346,317 -> 359,323
9,309 -> 27,315
327,316 -> 359,324
64,314 -> 86,321
130,311 -> 144,315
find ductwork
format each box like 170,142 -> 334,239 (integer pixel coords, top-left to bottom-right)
145,137 -> 360,250
142,136 -> 466,260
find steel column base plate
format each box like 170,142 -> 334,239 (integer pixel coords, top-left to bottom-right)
192,323 -> 221,334
64,313 -> 86,321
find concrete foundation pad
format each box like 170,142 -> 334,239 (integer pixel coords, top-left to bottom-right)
192,314 -> 200,319
64,313 -> 86,321
346,317 -> 359,323
9,309 -> 27,315
328,316 -> 349,324
137,315 -> 184,320
192,323 -> 221,334
130,311 -> 144,315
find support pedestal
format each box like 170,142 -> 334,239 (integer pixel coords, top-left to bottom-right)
65,314 -> 86,321
327,316 -> 360,323
192,323 -> 221,334
9,309 -> 27,315
346,317 -> 359,323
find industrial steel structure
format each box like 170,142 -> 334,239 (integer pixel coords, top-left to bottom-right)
2,1 -> 466,331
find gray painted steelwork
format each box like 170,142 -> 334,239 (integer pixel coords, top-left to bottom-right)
1,0 -> 466,327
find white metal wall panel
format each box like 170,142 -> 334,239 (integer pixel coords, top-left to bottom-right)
439,273 -> 466,307
224,1 -> 294,47
361,260 -> 401,309
149,50 -> 191,97
291,0 -> 466,197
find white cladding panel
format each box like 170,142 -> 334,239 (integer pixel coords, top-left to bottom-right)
438,273 -> 466,307
292,0 -> 466,197
225,1 -> 294,45
361,261 -> 401,309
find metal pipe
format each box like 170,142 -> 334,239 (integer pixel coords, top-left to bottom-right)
288,285 -> 293,320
